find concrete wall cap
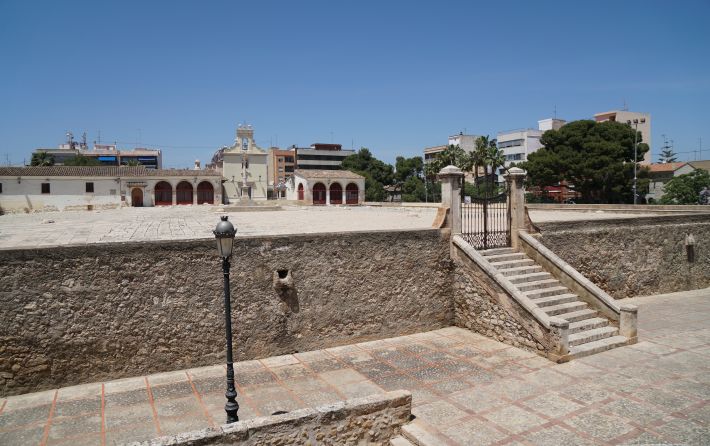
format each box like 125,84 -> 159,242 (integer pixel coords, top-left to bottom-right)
620,304 -> 638,313
438,165 -> 464,176
504,167 -> 526,176
549,317 -> 569,328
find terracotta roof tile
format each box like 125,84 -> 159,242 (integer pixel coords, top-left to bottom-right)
295,169 -> 364,180
647,162 -> 686,173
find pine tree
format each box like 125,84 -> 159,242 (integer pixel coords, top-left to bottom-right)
658,137 -> 678,163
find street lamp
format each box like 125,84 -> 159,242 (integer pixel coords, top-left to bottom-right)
213,215 -> 239,423
628,118 -> 646,205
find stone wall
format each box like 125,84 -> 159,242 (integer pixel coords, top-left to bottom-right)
0,229 -> 453,397
452,245 -> 546,354
136,391 -> 412,446
537,214 -> 710,298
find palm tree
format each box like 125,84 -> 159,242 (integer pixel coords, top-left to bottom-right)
30,151 -> 55,166
486,142 -> 506,190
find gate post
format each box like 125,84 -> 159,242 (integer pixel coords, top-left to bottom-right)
438,165 -> 464,234
504,167 -> 526,249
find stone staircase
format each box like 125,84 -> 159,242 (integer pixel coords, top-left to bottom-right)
480,247 -> 628,358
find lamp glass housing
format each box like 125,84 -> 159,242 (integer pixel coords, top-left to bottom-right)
213,216 -> 237,258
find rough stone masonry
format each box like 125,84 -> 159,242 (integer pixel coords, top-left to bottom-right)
0,229 -> 453,397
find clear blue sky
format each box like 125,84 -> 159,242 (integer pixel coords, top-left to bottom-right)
1,0 -> 709,168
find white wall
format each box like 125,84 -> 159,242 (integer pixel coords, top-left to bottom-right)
0,177 -> 122,212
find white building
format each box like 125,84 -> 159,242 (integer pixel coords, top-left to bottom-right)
222,124 -> 268,201
496,118 -> 566,181
286,170 -> 365,205
594,110 -> 652,164
0,166 -> 222,213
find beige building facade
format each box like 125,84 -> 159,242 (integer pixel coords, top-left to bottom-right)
287,170 -> 365,205
594,110 -> 652,164
222,125 -> 268,201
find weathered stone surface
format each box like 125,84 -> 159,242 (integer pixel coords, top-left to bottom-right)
0,229 -> 453,397
452,256 -> 546,354
537,214 -> 710,298
133,390 -> 412,446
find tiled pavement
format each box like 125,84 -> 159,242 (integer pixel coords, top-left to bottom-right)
0,288 -> 708,445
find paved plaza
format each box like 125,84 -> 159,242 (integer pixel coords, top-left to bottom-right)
0,204 -> 668,249
0,288 -> 708,445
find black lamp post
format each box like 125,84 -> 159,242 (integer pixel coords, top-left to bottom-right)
213,215 -> 239,423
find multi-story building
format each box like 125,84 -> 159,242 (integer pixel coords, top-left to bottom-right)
496,119 -> 564,181
292,143 -> 354,170
267,147 -> 296,198
222,124 -> 268,201
33,140 -> 162,169
423,133 -> 482,182
594,110 -> 652,164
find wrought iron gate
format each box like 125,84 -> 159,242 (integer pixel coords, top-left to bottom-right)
461,182 -> 511,250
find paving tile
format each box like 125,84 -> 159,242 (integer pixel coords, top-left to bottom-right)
627,340 -> 679,355
376,353 -> 429,370
601,398 -> 667,424
104,403 -> 155,430
448,344 -> 488,361
260,354 -> 299,368
190,376 -> 225,395
318,369 -> 368,386
104,376 -> 146,394
0,403 -> 51,429
247,394 -> 302,416
618,429 -> 674,445
525,424 -> 596,446
337,381 -> 384,399
449,387 -> 507,413
515,355 -> 554,370
54,397 -> 101,418
556,382 -> 616,405
412,400 -> 469,427
159,413 -> 211,436
3,389 -> 56,411
56,383 -> 102,402
352,360 -> 399,380
407,365 -> 458,383
232,360 -> 264,373
293,350 -> 332,362
488,377 -> 542,401
564,411 -> 634,442
400,342 -> 437,355
521,393 -> 585,419
105,423 -> 158,445
47,414 -> 102,441
269,363 -> 312,380
147,370 -> 189,386
441,417 -> 506,446
150,381 -> 194,401
46,433 -> 103,446
154,396 -> 202,418
685,404 -> 710,426
483,405 -> 546,434
202,394 -> 259,422
551,361 -> 604,379
234,369 -> 277,387
328,349 -> 373,365
654,417 -> 709,445
300,358 -> 347,373
186,365 -> 225,379
0,425 -> 46,445
103,388 -> 149,408
634,387 -> 698,411
428,379 -> 472,395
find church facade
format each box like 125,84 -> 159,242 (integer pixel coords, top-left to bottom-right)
222,124 -> 269,202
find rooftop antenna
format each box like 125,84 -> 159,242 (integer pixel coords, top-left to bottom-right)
97,129 -> 102,144
700,137 -> 703,161
553,105 -> 557,119
622,99 -> 628,111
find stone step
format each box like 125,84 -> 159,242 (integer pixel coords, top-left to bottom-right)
524,285 -> 570,299
401,420 -> 448,446
390,435 -> 416,446
569,336 -> 629,359
568,326 -> 619,347
569,317 -> 609,334
507,271 -> 552,284
543,301 -> 588,316
556,308 -> 598,323
488,258 -> 536,270
532,293 -> 579,308
479,247 -> 516,256
485,252 -> 526,262
499,265 -> 544,277
516,278 -> 562,293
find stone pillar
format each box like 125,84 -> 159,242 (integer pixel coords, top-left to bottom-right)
549,317 -> 570,362
619,304 -> 638,343
193,185 -> 198,205
504,167 -> 526,249
326,183 -> 331,206
172,190 -> 177,206
438,165 -> 464,234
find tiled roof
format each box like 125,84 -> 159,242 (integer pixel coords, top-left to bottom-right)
0,166 -> 221,177
295,169 -> 364,180
688,160 -> 710,171
647,162 -> 686,173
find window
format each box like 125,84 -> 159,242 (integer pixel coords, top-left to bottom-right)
85,182 -> 94,193
41,183 -> 50,194
284,156 -> 294,163
0,183 -> 2,193
110,189 -> 116,196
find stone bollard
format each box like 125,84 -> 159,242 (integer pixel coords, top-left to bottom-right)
438,165 -> 464,234
549,317 -> 570,362
503,167 -> 526,249
619,304 -> 638,343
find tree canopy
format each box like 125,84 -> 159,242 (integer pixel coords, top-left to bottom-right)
341,148 -> 394,201
659,170 -> 710,204
522,120 -> 649,203
30,152 -> 55,166
63,155 -> 102,166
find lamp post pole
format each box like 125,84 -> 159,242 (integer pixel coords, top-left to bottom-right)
633,120 -> 638,205
214,215 -> 239,424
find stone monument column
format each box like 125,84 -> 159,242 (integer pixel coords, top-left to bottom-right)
504,167 -> 526,249
438,165 -> 464,234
